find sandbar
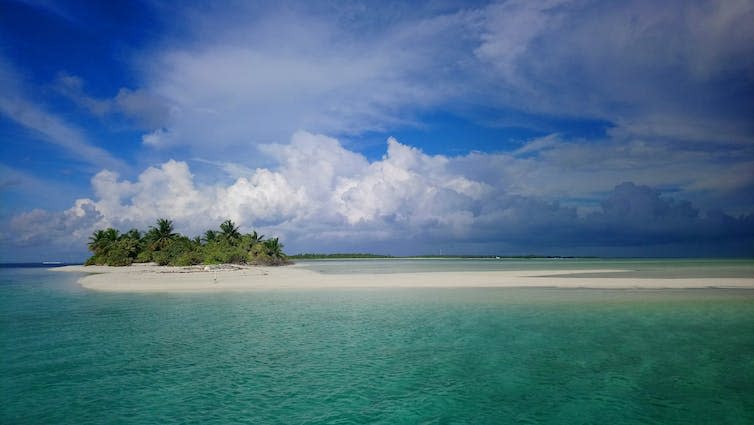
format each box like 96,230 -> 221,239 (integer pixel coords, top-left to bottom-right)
54,263 -> 754,292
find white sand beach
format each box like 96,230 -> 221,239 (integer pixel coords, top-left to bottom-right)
55,263 -> 754,292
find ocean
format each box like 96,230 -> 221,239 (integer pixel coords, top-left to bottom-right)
2,259 -> 753,424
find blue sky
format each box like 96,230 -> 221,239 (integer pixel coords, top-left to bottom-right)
1,0 -> 753,261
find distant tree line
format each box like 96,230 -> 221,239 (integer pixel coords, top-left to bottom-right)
288,253 -> 394,259
287,253 -> 595,259
86,218 -> 290,267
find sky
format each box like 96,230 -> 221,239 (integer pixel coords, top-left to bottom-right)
1,0 -> 753,261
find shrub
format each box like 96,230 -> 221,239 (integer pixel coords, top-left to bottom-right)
152,251 -> 171,266
135,250 -> 152,263
202,241 -> 247,264
174,250 -> 203,266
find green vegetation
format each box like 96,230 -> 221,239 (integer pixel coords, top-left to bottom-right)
289,253 -> 394,259
85,219 -> 290,267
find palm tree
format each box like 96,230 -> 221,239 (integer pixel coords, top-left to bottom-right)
103,228 -> 120,242
87,227 -> 120,256
260,237 -> 289,265
202,230 -> 218,244
83,219 -> 291,267
88,229 -> 107,255
219,219 -> 241,244
146,218 -> 177,250
263,237 -> 284,258
121,228 -> 141,241
249,230 -> 264,244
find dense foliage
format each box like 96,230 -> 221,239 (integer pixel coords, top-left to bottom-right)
86,219 -> 290,267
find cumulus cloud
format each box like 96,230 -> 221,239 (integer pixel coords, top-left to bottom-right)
3,131 -> 751,260
9,199 -> 102,247
3,2 -> 752,261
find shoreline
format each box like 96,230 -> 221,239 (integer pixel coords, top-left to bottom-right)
54,263 -> 754,292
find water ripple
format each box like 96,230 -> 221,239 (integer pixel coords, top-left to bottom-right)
2,274 -> 754,424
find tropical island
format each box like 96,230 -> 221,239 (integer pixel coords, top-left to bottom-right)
73,218 -> 754,293
85,218 -> 289,267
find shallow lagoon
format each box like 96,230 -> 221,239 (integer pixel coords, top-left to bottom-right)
2,262 -> 753,424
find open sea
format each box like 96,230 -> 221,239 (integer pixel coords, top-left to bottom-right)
2,259 -> 753,424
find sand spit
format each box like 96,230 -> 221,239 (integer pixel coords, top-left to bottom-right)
52,263 -> 754,292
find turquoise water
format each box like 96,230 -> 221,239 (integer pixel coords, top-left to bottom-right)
2,264 -> 754,424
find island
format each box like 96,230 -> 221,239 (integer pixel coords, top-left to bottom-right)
53,218 -> 752,292
84,218 -> 289,267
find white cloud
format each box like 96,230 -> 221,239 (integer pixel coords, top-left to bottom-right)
141,128 -> 169,147
55,73 -> 169,130
0,95 -> 126,171
140,43 -> 432,151
56,74 -> 111,115
0,60 -> 125,171
473,0 -> 754,143
4,131 -> 751,260
115,3 -> 485,155
513,133 -> 562,156
90,0 -> 750,165
8,199 -> 102,247
2,2 -> 753,261
32,1 -> 749,168
210,167 -> 307,226
474,0 -> 568,82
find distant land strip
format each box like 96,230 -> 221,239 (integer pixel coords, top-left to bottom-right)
287,253 -> 597,259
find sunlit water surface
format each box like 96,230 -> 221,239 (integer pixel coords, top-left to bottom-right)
2,261 -> 753,424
